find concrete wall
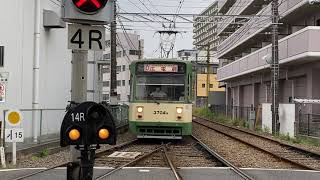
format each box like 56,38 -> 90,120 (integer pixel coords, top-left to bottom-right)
262,103 -> 296,137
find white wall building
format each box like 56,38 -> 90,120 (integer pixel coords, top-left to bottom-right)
101,32 -> 144,104
0,0 -> 101,144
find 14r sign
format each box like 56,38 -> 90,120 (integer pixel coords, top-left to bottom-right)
68,24 -> 106,51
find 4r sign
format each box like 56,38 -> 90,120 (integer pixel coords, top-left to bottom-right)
68,24 -> 106,51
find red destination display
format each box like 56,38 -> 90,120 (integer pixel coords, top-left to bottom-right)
72,0 -> 108,13
144,64 -> 178,73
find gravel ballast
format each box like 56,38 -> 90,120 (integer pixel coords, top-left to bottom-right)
193,123 -> 300,169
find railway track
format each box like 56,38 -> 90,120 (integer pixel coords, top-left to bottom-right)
13,134 -> 254,180
96,136 -> 254,180
193,115 -> 320,171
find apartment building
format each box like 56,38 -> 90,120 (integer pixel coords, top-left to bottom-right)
101,32 -> 144,103
216,0 -> 320,136
177,49 -> 198,61
193,1 -> 219,62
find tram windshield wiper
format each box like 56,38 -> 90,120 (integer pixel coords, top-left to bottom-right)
151,96 -> 160,105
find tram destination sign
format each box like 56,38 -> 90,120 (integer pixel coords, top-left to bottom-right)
144,64 -> 178,73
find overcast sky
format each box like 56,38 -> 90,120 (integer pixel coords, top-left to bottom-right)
117,0 -> 215,58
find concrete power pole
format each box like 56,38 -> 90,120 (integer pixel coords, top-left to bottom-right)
206,45 -> 210,108
110,1 -> 118,104
70,50 -> 88,179
271,0 -> 280,134
195,53 -> 198,107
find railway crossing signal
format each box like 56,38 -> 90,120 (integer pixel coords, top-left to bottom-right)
60,102 -> 116,180
72,0 -> 108,13
62,0 -> 114,25
60,101 -> 117,147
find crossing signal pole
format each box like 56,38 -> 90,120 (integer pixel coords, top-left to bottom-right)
61,0 -> 114,179
271,0 -> 280,134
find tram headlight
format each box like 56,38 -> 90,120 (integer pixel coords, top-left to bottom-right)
176,107 -> 183,114
137,107 -> 144,113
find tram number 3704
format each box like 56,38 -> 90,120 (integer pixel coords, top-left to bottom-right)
153,111 -> 168,115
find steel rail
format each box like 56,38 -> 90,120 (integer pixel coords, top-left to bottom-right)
193,115 -> 320,158
162,146 -> 182,180
192,135 -> 255,180
193,117 -> 318,170
13,138 -> 138,180
95,143 -> 171,180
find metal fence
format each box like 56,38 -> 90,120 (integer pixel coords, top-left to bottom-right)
1,104 -> 130,146
107,104 -> 129,128
2,108 -> 66,144
210,105 -> 260,121
298,113 -> 320,137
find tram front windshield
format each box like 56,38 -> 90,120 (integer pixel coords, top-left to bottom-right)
135,74 -> 185,101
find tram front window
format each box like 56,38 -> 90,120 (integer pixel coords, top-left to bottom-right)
135,74 -> 185,101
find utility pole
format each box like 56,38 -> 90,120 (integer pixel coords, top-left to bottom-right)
206,45 -> 210,108
271,0 -> 280,134
138,40 -> 142,59
195,53 -> 198,107
110,0 -> 118,105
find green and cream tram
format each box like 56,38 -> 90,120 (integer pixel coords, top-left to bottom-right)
129,59 -> 193,139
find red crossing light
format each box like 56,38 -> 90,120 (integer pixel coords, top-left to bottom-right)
72,0 -> 108,14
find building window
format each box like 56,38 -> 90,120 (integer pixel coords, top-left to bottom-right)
201,67 -> 206,74
122,65 -> 126,71
102,94 -> 110,101
103,65 -> 110,73
129,50 -> 141,56
202,84 -> 205,88
317,19 -> 320,26
103,81 -> 110,87
117,80 -> 121,86
123,50 -> 126,56
116,66 -> 121,73
117,94 -> 121,100
210,84 -> 213,88
0,46 -> 4,67
116,51 -> 122,58
212,67 -> 217,74
122,80 -> 126,86
103,53 -> 110,60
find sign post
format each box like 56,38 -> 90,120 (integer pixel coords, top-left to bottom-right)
0,83 -> 6,103
61,0 -> 114,179
5,110 -> 23,165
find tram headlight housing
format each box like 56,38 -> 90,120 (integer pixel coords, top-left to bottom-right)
176,107 -> 183,114
137,107 -> 144,113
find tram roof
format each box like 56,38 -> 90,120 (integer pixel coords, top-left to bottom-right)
131,58 -> 191,65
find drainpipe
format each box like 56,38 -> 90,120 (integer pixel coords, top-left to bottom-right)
32,0 -> 41,143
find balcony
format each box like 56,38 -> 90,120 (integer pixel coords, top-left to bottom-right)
217,0 -> 253,36
218,0 -> 236,14
217,27 -> 320,81
218,0 -> 308,58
